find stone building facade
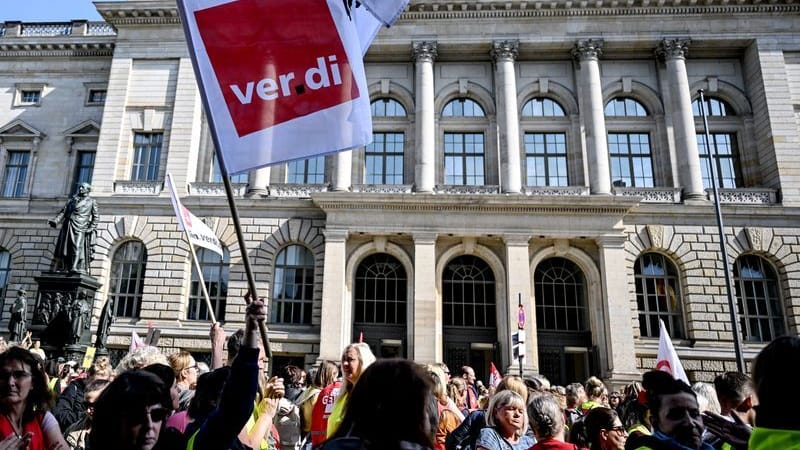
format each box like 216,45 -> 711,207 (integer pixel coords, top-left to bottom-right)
0,0 -> 799,384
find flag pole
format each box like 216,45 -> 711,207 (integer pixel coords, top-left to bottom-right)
183,234 -> 218,324
697,89 -> 745,373
518,293 -> 523,379
176,1 -> 273,368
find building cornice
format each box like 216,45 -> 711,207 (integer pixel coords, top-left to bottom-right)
0,42 -> 115,57
95,1 -> 180,26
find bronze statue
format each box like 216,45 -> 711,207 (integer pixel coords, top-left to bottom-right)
7,289 -> 27,342
95,297 -> 115,351
68,294 -> 90,345
48,182 -> 99,274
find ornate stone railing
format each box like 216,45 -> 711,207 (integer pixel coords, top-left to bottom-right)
87,22 -> 117,36
1,21 -> 117,38
351,184 -> 413,194
706,188 -> 778,204
523,186 -> 590,196
435,184 -> 501,195
20,23 -> 71,36
113,181 -> 162,195
188,182 -> 247,197
613,187 -> 682,203
268,184 -> 328,198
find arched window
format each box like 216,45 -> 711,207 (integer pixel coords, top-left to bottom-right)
371,98 -> 407,117
734,255 -> 785,343
188,247 -> 229,321
605,97 -> 653,187
522,97 -> 569,187
693,96 -> 742,189
635,253 -> 684,339
354,253 -> 407,325
287,156 -> 325,184
442,98 -> 488,186
522,97 -> 566,117
0,248 -> 10,299
442,98 -> 485,117
110,241 -> 147,318
534,258 -> 587,331
443,255 -> 496,328
272,245 -> 315,324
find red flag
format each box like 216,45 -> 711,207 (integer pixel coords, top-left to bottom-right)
489,362 -> 502,388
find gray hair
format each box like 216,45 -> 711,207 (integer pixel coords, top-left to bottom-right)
486,390 -> 526,428
116,345 -> 168,373
692,382 -> 721,415
528,393 -> 565,439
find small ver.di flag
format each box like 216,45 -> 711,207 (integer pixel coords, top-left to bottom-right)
177,0 -> 373,174
656,318 -> 689,384
166,173 -> 223,257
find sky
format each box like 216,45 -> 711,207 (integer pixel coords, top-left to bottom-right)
0,0 -> 120,22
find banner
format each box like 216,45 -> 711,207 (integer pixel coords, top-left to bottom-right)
354,0 -> 408,55
489,362 -> 502,388
166,173 -> 224,257
360,0 -> 408,26
656,319 -> 689,384
177,0 -> 373,174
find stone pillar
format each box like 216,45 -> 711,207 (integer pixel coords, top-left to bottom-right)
573,40 -> 611,195
412,233 -> 440,363
657,38 -> 706,201
318,229 -> 350,361
413,41 -> 438,193
246,167 -> 270,196
597,235 -> 640,384
503,235 -> 537,374
331,150 -> 353,191
492,40 -> 522,194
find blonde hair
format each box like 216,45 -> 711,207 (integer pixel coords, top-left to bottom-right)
497,375 -> 528,403
88,356 -> 113,380
426,364 -> 448,403
585,376 -> 606,401
486,390 -> 527,436
168,350 -> 194,381
342,343 -> 375,392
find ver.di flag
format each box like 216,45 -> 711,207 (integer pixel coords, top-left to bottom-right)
177,0 -> 373,174
656,319 -> 689,384
166,173 -> 224,257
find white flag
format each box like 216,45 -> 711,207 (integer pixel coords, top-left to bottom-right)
360,0 -> 408,26
166,173 -> 223,257
656,319 -> 689,384
129,331 -> 146,353
177,0 -> 373,174
354,0 -> 409,55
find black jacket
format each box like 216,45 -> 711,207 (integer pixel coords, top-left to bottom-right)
53,378 -> 87,432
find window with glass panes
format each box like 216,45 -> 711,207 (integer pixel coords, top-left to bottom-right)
525,133 -> 568,186
608,133 -> 653,187
271,245 -> 315,324
534,258 -> 587,331
354,253 -> 407,325
73,151 -> 95,194
522,97 -> 566,117
734,255 -> 785,343
444,133 -> 485,185
442,255 -> 496,328
692,97 -> 742,189
2,151 -> 29,198
287,156 -> 324,184
110,241 -> 147,318
131,132 -> 163,181
20,90 -> 41,104
442,98 -> 485,117
365,132 -> 404,184
371,98 -> 406,117
0,248 -> 9,301
635,253 -> 684,338
211,154 -> 248,183
188,247 -> 229,321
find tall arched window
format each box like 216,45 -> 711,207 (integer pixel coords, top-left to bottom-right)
522,97 -> 569,186
367,98 -> 406,184
443,255 -> 496,328
534,258 -> 587,331
0,248 -> 10,300
734,255 -> 785,342
442,98 -> 487,186
354,253 -> 407,325
188,247 -> 230,321
693,97 -> 742,188
272,245 -> 315,324
605,97 -> 654,187
110,241 -> 147,318
635,253 -> 684,338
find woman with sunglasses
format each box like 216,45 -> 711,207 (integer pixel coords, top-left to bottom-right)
0,346 -> 67,450
88,370 -> 172,450
584,407 -> 626,450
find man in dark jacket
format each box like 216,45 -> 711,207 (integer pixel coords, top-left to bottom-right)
52,357 -> 113,431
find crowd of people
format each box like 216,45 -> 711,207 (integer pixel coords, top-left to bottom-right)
0,298 -> 796,450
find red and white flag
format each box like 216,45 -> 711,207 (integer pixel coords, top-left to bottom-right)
129,331 -> 146,353
177,0 -> 374,174
656,319 -> 689,384
489,362 -> 502,388
166,173 -> 223,257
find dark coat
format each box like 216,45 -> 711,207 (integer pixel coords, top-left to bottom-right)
53,378 -> 87,432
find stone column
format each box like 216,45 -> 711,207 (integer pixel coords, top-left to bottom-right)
246,167 -> 270,196
412,233 -> 440,363
504,235 -> 537,374
492,40 -> 522,194
318,229 -> 350,361
573,40 -> 611,195
331,150 -> 353,191
597,235 -> 640,384
413,42 -> 438,193
657,38 -> 706,201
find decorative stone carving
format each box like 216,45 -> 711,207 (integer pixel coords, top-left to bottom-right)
572,39 -> 604,61
523,186 -> 590,196
656,38 -> 690,60
113,180 -> 162,195
412,41 -> 438,62
708,188 -> 777,204
646,225 -> 665,249
268,183 -> 327,198
351,184 -> 413,194
374,236 -> 387,253
491,39 -> 519,61
613,187 -> 682,203
188,182 -> 247,196
435,185 -> 500,195
554,239 -> 569,256
744,226 -> 764,252
463,237 -> 477,255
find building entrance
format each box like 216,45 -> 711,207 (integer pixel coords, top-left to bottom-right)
352,253 -> 408,358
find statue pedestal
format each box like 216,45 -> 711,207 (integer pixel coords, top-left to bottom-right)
33,272 -> 100,358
